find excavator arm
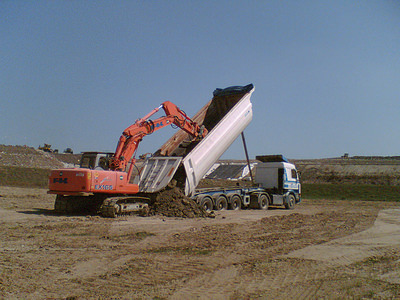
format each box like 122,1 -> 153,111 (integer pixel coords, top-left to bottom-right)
109,101 -> 207,174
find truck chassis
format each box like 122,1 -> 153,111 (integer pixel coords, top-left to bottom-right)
193,186 -> 300,212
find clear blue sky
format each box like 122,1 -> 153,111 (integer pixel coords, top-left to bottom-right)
1,1 -> 399,159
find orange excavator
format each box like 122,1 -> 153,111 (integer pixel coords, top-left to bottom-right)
48,101 -> 207,216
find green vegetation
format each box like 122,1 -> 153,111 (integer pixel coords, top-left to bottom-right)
302,183 -> 400,202
0,166 -> 50,188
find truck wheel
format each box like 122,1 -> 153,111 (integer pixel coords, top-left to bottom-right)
215,195 -> 228,211
200,196 -> 213,212
229,195 -> 241,210
258,194 -> 269,210
285,194 -> 296,209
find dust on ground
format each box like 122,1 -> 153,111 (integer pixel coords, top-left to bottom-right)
0,186 -> 399,299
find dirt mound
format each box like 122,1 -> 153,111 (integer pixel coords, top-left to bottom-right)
53,153 -> 81,166
149,187 -> 211,218
295,158 -> 400,186
0,145 -> 63,169
198,178 -> 253,188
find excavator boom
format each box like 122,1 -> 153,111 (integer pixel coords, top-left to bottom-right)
109,101 -> 207,175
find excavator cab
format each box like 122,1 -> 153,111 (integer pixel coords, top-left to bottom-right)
79,152 -> 114,170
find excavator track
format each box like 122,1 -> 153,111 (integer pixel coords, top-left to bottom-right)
100,196 -> 150,218
54,195 -> 104,215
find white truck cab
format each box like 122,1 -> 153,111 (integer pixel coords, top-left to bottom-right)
255,155 -> 301,209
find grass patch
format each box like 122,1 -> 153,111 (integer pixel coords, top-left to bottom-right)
302,183 -> 400,202
103,231 -> 155,242
135,231 -> 155,239
180,248 -> 213,255
0,166 -> 50,188
147,247 -> 175,254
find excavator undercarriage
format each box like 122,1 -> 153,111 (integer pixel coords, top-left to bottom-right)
99,197 -> 150,217
54,195 -> 151,217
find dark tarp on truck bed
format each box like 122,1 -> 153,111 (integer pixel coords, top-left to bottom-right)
213,84 -> 254,97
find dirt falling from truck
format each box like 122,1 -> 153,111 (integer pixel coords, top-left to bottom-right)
149,187 -> 211,218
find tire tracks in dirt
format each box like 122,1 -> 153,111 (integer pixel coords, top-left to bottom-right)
165,209 -> 400,299
286,209 -> 400,266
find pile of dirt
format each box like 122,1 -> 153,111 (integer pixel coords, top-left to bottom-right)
149,187 -> 211,218
53,153 -> 81,166
0,145 -> 63,169
197,178 -> 253,188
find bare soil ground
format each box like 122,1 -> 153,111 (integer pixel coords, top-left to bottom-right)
0,187 -> 399,299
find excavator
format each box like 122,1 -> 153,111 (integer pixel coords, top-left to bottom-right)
49,84 -> 256,217
48,101 -> 207,217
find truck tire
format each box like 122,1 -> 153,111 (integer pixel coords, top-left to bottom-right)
200,196 -> 213,212
285,194 -> 296,209
258,194 -> 269,210
229,194 -> 241,210
215,195 -> 228,211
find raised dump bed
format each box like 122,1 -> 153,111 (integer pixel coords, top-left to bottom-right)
138,84 -> 255,196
